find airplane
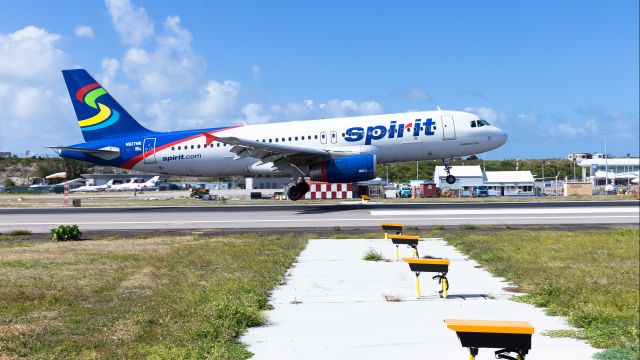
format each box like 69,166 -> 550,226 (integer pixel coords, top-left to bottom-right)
69,179 -> 114,192
106,176 -> 160,192
51,69 -> 507,201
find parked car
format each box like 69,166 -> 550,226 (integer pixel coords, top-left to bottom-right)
397,185 -> 413,198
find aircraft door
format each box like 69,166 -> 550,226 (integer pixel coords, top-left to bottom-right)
330,131 -> 338,144
143,137 -> 157,164
320,131 -> 328,144
441,115 -> 456,140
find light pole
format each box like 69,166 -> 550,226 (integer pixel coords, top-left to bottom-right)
604,131 -> 608,188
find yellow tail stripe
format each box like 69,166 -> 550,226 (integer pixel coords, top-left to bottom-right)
79,103 -> 111,127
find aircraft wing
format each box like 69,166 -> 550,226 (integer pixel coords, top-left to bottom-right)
216,136 -> 333,168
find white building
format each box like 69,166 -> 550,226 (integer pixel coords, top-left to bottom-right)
483,171 -> 535,196
434,166 -> 484,191
578,158 -> 640,186
434,166 -> 535,197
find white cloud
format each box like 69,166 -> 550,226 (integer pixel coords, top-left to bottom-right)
0,26 -> 78,153
555,123 -> 586,138
74,25 -> 95,39
251,65 -> 261,80
242,103 -> 271,124
0,26 -> 67,83
99,57 -> 119,86
243,99 -> 383,123
122,16 -> 205,96
464,107 -> 507,124
105,0 -> 154,46
192,80 -> 241,119
391,87 -> 433,102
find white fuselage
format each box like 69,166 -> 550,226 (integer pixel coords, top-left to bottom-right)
133,110 -> 507,177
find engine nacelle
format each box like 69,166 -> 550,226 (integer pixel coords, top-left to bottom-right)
309,154 -> 376,183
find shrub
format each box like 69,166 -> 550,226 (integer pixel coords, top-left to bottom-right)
51,225 -> 82,241
362,248 -> 384,261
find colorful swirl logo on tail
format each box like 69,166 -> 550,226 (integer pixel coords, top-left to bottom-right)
75,82 -> 119,131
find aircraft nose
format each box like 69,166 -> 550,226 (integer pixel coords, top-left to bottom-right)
496,128 -> 508,146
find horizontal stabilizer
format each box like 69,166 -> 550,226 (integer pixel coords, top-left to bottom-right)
48,146 -> 120,160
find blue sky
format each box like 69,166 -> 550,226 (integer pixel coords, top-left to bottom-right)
0,0 -> 638,159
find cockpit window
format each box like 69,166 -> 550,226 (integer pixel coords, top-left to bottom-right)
471,120 -> 477,128
478,119 -> 490,126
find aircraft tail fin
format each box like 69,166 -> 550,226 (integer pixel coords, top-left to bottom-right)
62,69 -> 152,142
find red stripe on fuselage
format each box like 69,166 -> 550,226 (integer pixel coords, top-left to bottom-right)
121,127 -> 238,169
76,82 -> 100,102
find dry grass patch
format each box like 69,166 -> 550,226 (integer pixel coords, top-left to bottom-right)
0,232 -> 308,359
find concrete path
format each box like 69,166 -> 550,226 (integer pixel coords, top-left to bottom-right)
243,238 -> 597,359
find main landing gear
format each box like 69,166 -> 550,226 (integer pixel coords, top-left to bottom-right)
287,180 -> 309,201
443,158 -> 456,184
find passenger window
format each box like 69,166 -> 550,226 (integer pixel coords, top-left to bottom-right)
289,137 -> 292,141
171,147 -> 175,151
178,146 -> 181,150
269,139 -> 272,143
295,136 -> 298,140
197,145 -> 201,148
282,138 -> 285,142
406,127 -> 411,132
191,145 -> 194,149
275,138 -> 279,142
314,135 -> 318,139
217,143 -> 220,147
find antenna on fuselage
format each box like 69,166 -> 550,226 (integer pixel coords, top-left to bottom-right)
436,105 -> 442,111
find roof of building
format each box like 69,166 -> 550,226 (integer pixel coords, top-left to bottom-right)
484,171 -> 535,183
434,165 -> 483,178
578,158 -> 640,167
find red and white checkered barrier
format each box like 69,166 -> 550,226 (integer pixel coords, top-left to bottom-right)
304,182 -> 353,200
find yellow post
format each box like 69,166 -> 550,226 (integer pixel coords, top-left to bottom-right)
415,274 -> 420,298
384,232 -> 388,240
468,354 -> 475,360
413,247 -> 418,258
395,245 -> 399,260
441,278 -> 448,299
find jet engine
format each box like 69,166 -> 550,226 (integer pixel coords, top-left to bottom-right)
309,154 -> 376,183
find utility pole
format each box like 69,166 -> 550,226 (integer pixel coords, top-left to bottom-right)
604,131 -> 608,188
416,161 -> 419,180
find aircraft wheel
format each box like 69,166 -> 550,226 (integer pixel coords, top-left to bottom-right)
297,181 -> 310,194
287,185 -> 304,201
446,175 -> 456,184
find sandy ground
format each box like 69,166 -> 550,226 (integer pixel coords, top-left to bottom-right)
242,238 -> 597,359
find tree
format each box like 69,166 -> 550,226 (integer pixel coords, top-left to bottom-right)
3,178 -> 15,187
466,155 -> 479,160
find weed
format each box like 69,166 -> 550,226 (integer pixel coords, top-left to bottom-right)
432,225 -> 445,231
290,298 -> 303,305
362,248 -> 384,261
405,226 -> 419,230
5,230 -> 31,236
458,224 -> 478,230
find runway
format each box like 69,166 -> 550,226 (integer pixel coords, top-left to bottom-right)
1,200 -> 638,233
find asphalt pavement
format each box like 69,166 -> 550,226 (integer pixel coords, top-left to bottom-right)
0,200 -> 637,233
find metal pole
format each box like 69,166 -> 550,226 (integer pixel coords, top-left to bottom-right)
604,132 -> 608,188
542,160 -> 545,195
416,161 -> 419,180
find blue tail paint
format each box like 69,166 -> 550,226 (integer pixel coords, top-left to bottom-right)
62,69 -> 152,142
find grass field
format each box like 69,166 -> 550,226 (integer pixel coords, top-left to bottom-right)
443,228 -> 639,359
0,233 -> 307,359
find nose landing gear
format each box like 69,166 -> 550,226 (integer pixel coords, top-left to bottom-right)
443,158 -> 456,184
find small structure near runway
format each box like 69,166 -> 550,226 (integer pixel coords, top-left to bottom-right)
303,182 -> 353,200
389,234 -> 420,259
445,319 -> 534,360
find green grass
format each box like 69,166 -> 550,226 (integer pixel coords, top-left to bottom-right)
444,228 -> 639,359
0,232 -> 308,359
362,248 -> 384,261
